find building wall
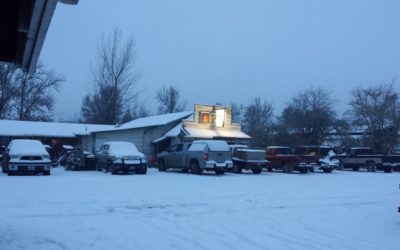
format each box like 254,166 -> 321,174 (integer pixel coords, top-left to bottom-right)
88,121 -> 183,158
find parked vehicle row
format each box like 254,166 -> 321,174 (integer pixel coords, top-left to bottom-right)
2,139 -> 400,177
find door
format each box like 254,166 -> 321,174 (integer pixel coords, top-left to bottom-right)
164,144 -> 179,167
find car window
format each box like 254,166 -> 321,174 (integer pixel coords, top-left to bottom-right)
169,145 -> 178,152
176,144 -> 183,152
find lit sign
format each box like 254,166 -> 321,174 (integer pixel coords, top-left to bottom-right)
215,109 -> 225,127
200,112 -> 210,123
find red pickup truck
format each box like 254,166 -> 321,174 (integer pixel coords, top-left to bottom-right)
266,146 -> 310,173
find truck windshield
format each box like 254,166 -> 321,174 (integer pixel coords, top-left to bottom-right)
276,148 -> 292,155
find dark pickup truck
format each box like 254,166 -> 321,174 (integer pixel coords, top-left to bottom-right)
337,147 -> 392,173
230,145 -> 268,174
295,145 -> 338,173
266,146 -> 310,173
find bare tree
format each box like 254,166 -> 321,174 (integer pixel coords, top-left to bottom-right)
278,87 -> 336,145
242,97 -> 274,147
12,64 -> 63,121
0,64 -> 18,119
230,102 -> 243,124
81,28 -> 139,124
156,85 -> 187,114
350,81 -> 399,153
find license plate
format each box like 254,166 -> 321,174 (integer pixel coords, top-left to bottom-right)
28,166 -> 35,171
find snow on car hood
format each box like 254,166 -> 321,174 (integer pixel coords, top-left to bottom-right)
8,139 -> 49,156
108,142 -> 145,158
319,150 -> 339,165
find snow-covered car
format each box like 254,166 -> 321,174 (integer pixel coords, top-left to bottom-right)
295,145 -> 338,173
2,139 -> 51,176
95,142 -> 147,174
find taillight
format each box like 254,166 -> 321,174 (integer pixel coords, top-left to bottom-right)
204,152 -> 209,161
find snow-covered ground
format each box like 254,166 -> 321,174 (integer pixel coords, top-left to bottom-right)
0,168 -> 399,250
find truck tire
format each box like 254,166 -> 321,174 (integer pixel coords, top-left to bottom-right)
283,163 -> 293,173
384,167 -> 392,173
43,170 -> 50,176
233,163 -> 242,174
215,169 -> 224,175
352,167 -> 359,171
252,168 -> 262,174
136,167 -> 147,175
267,168 -> 273,172
337,161 -> 344,170
157,160 -> 166,172
323,169 -> 333,173
367,162 -> 376,172
190,161 -> 201,175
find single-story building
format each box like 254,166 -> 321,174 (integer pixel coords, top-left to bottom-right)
0,119 -> 113,157
0,104 -> 252,162
86,104 -> 251,159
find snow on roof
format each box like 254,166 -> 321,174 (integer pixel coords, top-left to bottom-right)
183,127 -> 251,139
94,111 -> 193,133
152,123 -> 183,143
0,120 -> 114,138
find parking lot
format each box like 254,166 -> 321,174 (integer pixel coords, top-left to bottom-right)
0,167 -> 399,250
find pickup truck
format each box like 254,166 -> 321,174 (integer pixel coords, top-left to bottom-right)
295,145 -> 338,173
266,146 -> 310,173
157,140 -> 233,175
382,153 -> 400,172
229,145 -> 268,174
337,147 -> 391,172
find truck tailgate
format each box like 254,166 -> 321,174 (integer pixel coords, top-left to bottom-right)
208,151 -> 231,163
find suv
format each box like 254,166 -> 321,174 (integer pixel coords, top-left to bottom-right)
266,146 -> 309,173
157,140 -> 233,175
295,146 -> 338,173
95,142 -> 147,174
2,139 -> 51,176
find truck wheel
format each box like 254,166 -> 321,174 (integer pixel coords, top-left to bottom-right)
337,161 -> 344,170
43,170 -> 50,176
233,164 -> 242,174
352,167 -> 359,171
136,167 -> 147,175
367,162 -> 376,172
300,169 -> 308,174
323,169 -> 333,173
157,160 -> 166,172
384,167 -> 392,173
215,169 -> 224,175
252,168 -> 262,174
190,161 -> 201,175
267,168 -> 273,172
283,163 -> 293,173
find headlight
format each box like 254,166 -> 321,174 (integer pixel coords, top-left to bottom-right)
42,155 -> 50,160
10,155 -> 20,160
141,157 -> 147,163
113,157 -> 122,163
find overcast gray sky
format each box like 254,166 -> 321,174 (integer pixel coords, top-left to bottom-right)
40,0 -> 400,121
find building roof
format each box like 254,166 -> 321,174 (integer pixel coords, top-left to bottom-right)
0,120 -> 113,138
93,111 -> 193,133
183,127 -> 251,139
0,0 -> 78,72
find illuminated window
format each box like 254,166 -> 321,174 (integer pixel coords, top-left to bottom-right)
200,112 -> 210,123
215,109 -> 225,127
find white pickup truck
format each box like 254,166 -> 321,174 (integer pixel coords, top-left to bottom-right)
2,139 -> 52,176
157,140 -> 233,175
